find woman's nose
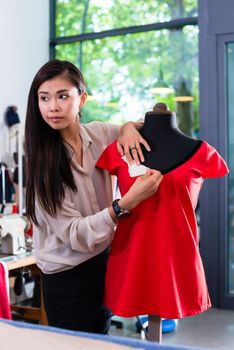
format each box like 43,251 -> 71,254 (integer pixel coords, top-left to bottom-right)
49,99 -> 59,111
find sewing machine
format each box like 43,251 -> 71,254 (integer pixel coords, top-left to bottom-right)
0,214 -> 26,255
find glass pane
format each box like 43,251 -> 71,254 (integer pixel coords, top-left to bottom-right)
55,26 -> 198,135
56,0 -> 198,37
227,42 -> 234,295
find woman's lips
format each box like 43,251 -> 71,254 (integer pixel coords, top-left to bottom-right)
49,116 -> 62,122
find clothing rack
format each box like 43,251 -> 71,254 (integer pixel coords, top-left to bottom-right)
0,123 -> 24,216
0,164 -> 6,214
16,124 -> 24,216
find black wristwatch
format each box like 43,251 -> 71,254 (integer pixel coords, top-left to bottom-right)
112,199 -> 132,219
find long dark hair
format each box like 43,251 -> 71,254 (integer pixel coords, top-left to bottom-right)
25,60 -> 86,225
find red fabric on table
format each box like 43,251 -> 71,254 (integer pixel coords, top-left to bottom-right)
0,262 -> 12,320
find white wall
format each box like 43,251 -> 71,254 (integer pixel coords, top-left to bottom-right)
0,0 -> 49,163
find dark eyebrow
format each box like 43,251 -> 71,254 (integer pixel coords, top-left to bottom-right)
38,89 -> 70,95
56,89 -> 70,94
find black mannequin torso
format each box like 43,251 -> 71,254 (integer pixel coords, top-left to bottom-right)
140,104 -> 202,174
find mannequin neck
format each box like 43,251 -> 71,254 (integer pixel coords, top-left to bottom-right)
144,112 -> 177,130
140,111 -> 202,173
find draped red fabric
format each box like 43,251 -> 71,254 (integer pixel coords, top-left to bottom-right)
97,140 -> 228,318
0,262 -> 12,320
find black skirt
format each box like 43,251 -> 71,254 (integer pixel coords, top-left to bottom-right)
41,249 -> 112,333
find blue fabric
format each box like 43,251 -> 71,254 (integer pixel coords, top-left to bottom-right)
136,316 -> 177,334
5,106 -> 20,127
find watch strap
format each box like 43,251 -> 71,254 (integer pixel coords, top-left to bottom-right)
112,199 -> 131,219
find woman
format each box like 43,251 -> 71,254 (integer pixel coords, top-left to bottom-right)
25,59 -> 163,333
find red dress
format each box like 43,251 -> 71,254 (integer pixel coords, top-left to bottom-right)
96,140 -> 229,319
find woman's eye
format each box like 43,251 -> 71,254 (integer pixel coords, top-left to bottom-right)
60,94 -> 68,100
40,96 -> 49,101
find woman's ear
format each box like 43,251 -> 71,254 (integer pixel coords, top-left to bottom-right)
79,91 -> 88,108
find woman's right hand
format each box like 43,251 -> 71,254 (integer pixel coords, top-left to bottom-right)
119,169 -> 163,210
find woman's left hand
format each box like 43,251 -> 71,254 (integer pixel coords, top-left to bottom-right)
117,121 -> 150,165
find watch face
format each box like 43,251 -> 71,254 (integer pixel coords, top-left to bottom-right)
117,210 -> 132,219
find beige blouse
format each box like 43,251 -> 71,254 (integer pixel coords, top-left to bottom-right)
33,121 -> 120,273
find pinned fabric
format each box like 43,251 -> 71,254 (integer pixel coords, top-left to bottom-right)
121,156 -> 149,177
0,262 -> 12,319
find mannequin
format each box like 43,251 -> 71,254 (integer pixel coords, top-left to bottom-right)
96,103 -> 228,344
140,103 -> 202,342
140,103 -> 202,173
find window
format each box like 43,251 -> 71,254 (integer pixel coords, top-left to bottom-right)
51,0 -> 198,135
227,42 -> 234,295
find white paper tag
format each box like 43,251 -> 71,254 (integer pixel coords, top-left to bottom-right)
122,155 -> 149,177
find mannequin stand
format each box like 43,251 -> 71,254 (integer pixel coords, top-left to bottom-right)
148,314 -> 162,342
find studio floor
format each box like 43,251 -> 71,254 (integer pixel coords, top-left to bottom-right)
109,308 -> 234,349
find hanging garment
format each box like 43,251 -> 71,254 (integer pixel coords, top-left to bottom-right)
0,262 -> 12,319
96,140 -> 229,319
0,162 -> 15,203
